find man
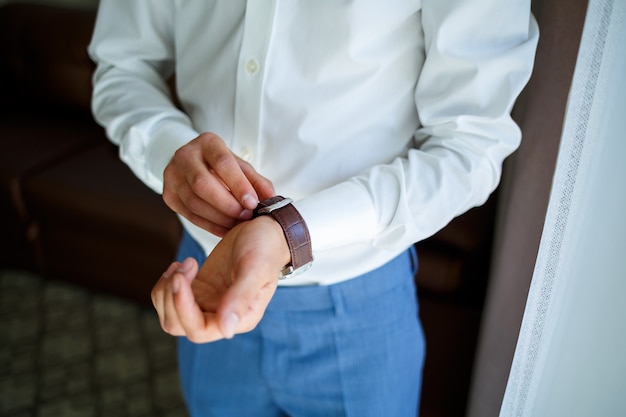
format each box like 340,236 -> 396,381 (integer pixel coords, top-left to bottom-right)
89,1 -> 538,415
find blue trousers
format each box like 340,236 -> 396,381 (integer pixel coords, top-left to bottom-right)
176,231 -> 425,417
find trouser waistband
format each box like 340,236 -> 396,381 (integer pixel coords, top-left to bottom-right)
267,247 -> 417,312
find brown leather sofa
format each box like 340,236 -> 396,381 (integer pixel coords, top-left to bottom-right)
0,3 -> 500,416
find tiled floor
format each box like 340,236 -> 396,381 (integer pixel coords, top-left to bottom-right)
0,269 -> 188,417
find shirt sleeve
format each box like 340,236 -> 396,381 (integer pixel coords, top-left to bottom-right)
88,0 -> 199,194
295,0 -> 539,253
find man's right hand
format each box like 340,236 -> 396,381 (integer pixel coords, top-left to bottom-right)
162,132 -> 275,236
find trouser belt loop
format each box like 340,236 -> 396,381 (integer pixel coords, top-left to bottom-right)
329,286 -> 346,317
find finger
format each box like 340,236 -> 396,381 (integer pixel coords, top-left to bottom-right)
152,261 -> 180,330
176,184 -> 240,227
158,259 -> 198,336
182,211 -> 232,238
198,133 -> 260,211
184,166 -> 247,217
177,257 -> 199,282
162,273 -> 186,336
173,274 -> 224,343
166,138 -> 248,220
164,164 -> 243,225
163,191 -> 234,237
151,261 -> 178,309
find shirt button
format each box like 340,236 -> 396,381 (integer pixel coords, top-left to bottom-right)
240,147 -> 253,162
246,59 -> 260,75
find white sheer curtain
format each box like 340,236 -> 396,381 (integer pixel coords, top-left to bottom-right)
500,0 -> 626,416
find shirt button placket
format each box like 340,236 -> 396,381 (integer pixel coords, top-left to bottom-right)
232,0 -> 277,172
239,57 -> 260,163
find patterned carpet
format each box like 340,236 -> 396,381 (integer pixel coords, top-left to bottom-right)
0,269 -> 188,417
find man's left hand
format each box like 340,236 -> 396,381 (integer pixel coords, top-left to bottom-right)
151,216 -> 290,343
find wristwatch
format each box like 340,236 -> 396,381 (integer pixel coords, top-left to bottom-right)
252,196 -> 313,279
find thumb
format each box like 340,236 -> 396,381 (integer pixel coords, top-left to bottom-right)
217,266 -> 278,339
219,310 -> 240,340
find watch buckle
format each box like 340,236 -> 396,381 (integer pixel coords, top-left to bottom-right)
279,260 -> 313,280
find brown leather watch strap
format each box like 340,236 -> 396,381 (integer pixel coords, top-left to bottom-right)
253,196 -> 313,278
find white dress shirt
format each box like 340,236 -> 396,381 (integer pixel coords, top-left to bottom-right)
89,0 -> 538,286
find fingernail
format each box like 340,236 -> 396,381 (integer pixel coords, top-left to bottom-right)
163,262 -> 178,278
222,312 -> 239,339
171,275 -> 181,294
177,258 -> 193,273
242,194 -> 258,210
238,209 -> 253,220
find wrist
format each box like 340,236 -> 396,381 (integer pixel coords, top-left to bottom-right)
252,215 -> 291,267
252,196 -> 314,279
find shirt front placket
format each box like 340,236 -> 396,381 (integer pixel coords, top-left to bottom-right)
232,1 -> 278,167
